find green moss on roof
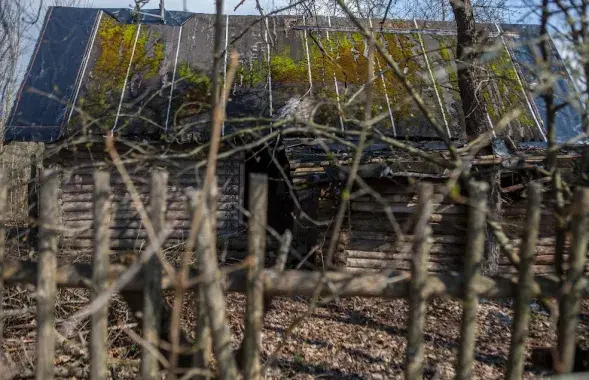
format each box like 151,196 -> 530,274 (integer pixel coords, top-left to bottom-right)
75,16 -> 165,130
484,46 -> 536,130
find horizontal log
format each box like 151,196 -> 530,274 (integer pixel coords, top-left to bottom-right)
70,227 -> 247,241
49,149 -> 243,162
62,210 -> 240,222
502,208 -> 556,217
60,235 -> 250,250
347,219 -> 467,235
346,250 -> 462,260
499,254 -> 561,265
353,193 -> 452,204
348,233 -> 466,244
346,243 -> 465,255
61,192 -> 240,204
62,167 -> 240,180
3,259 -> 589,299
350,202 -> 467,215
61,184 -> 241,196
61,201 -> 240,213
346,259 -> 458,271
63,219 -> 242,232
362,182 -> 447,194
349,212 -> 467,223
509,237 -> 561,246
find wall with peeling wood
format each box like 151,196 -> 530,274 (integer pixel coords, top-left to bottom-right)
301,177 -> 567,274
47,148 -> 246,259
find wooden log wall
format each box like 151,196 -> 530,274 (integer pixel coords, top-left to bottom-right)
47,149 -> 246,256
309,177 -> 571,274
342,179 -> 467,273
500,195 -> 571,274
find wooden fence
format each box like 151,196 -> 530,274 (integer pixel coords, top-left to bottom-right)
1,169 -> 589,379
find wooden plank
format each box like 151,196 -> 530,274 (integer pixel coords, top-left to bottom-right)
91,171 -> 110,380
61,235 -> 249,250
63,169 -> 239,186
62,210 -> 239,222
354,193 -> 450,204
243,174 -> 268,379
61,200 -> 240,213
346,243 -> 465,255
61,184 -> 241,196
6,258 -> 589,298
506,183 -> 541,380
347,233 -> 466,244
346,251 -> 462,260
0,171 -> 7,346
63,218 -> 239,231
351,202 -> 467,215
499,254 -> 560,265
405,183 -> 433,380
142,170 -> 167,379
198,188 -> 238,379
345,259 -> 458,271
456,181 -> 488,380
349,212 -> 468,223
348,219 -> 467,235
36,170 -> 59,380
70,228 -> 203,240
61,192 -> 238,203
558,188 -> 589,373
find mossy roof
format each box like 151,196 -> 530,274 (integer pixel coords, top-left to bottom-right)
5,7 -> 582,149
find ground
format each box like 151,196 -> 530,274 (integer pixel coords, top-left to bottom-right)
2,283 -> 588,379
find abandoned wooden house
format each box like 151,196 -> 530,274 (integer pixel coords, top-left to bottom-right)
5,7 -> 585,273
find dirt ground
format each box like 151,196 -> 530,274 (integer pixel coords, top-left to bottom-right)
2,284 -> 587,379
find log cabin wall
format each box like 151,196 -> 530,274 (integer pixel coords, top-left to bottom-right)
304,177 -> 571,274
47,147 -> 246,259
340,178 -> 466,273
499,194 -> 569,274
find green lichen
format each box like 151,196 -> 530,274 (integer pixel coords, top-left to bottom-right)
484,46 -> 535,129
171,62 -> 211,120
178,62 -> 211,87
94,17 -> 164,90
438,38 -> 452,62
270,50 -> 306,83
75,17 -> 165,129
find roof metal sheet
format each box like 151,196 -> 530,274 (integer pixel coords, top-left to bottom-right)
5,8 -> 583,147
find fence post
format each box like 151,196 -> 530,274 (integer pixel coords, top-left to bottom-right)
456,180 -> 488,380
36,169 -> 58,380
505,182 -> 542,379
142,170 -> 168,379
192,190 -> 212,378
557,187 -> 589,373
405,183 -> 433,380
0,170 -> 7,346
91,171 -> 111,380
198,182 -> 238,380
243,174 -> 268,380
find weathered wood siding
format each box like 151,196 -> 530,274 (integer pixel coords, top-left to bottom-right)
304,178 -> 570,274
48,149 -> 245,255
343,179 -> 467,273
500,196 -> 571,274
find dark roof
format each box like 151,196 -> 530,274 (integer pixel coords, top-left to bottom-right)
5,7 -> 583,147
103,8 -> 194,26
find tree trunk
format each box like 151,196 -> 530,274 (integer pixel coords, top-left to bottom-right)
450,0 -> 488,140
